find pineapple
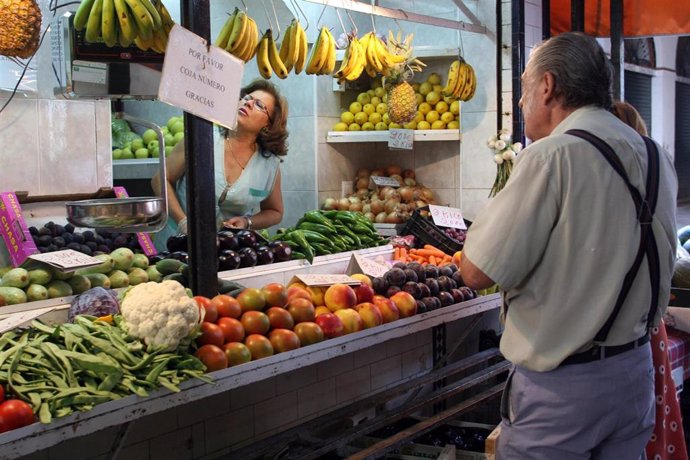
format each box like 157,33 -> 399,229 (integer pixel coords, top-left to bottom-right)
384,32 -> 426,125
0,0 -> 42,59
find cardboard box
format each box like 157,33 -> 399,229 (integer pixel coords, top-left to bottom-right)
0,192 -> 38,267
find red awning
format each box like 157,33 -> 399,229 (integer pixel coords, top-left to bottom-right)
551,0 -> 690,37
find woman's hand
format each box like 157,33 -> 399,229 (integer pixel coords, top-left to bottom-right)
224,216 -> 250,229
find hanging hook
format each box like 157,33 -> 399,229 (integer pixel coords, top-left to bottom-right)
239,0 -> 248,12
316,0 -> 328,29
260,0 -> 280,40
335,8 -> 348,37
458,29 -> 465,60
289,0 -> 310,31
370,0 -> 376,34
345,9 -> 358,36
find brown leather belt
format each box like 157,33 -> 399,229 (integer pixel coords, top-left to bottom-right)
560,334 -> 650,366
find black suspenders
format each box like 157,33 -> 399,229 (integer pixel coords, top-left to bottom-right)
565,129 -> 661,342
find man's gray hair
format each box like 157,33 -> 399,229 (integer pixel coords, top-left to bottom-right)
529,32 -> 613,110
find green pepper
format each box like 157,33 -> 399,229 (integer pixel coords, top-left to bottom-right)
300,229 -> 333,246
352,223 -> 375,236
288,230 -> 315,263
304,210 -> 337,231
310,243 -> 332,255
297,222 -> 336,236
291,251 -> 306,260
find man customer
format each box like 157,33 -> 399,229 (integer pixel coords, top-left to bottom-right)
460,32 -> 678,459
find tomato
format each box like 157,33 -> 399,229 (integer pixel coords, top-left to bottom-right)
268,329 -> 301,353
211,294 -> 242,319
216,317 -> 245,343
240,311 -> 270,335
223,342 -> 252,366
195,344 -> 228,372
244,334 -> 274,360
0,400 -> 34,433
197,322 -> 225,347
194,296 -> 218,323
266,307 -> 294,330
0,386 -> 4,404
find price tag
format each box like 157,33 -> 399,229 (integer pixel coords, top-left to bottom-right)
369,176 -> 401,188
23,250 -> 102,273
158,25 -> 244,130
0,307 -> 56,334
429,205 -> 467,230
388,128 -> 414,150
289,274 -> 360,287
346,254 -> 390,278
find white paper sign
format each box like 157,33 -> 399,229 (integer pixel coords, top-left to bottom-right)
289,274 -> 360,287
0,307 -> 56,334
347,254 -> 390,278
370,176 -> 401,188
158,25 -> 244,130
388,128 -> 414,150
429,204 -> 467,230
24,250 -> 102,273
72,60 -> 107,84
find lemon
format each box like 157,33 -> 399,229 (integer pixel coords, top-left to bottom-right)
433,84 -> 444,94
435,101 -> 449,114
425,110 -> 440,123
411,82 -> 420,92
371,78 -> 383,89
349,102 -> 363,114
431,120 -> 447,130
450,100 -> 460,115
369,112 -> 382,124
374,87 -> 386,98
418,102 -> 432,115
120,148 -> 134,159
348,123 -> 361,131
417,121 -> 431,130
441,111 -> 455,124
334,122 -> 349,131
419,82 -> 433,96
389,122 -> 402,129
403,121 -> 417,130
363,103 -> 375,115
447,120 -> 460,129
370,96 -> 381,106
376,103 -> 388,115
361,122 -> 376,131
382,113 -> 390,124
414,111 -> 424,123
357,93 -> 371,105
427,72 -> 442,85
415,93 -> 424,105
382,94 -> 388,103
354,111 -> 369,125
367,89 -> 376,97
426,91 -> 441,106
112,149 -> 122,160
375,122 -> 389,131
341,111 -> 355,124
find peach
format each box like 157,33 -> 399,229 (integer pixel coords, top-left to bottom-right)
373,295 -> 400,323
324,283 -> 358,312
390,291 -> 418,318
334,308 -> 364,334
287,297 -> 316,323
353,302 -> 383,329
287,285 -> 313,303
314,313 -> 345,338
314,305 -> 331,317
293,322 -> 325,346
452,250 -> 462,267
306,286 -> 326,307
261,283 -> 288,308
350,273 -> 373,288
353,282 -> 375,304
266,306 -> 295,330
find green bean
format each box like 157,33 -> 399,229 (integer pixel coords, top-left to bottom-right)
157,376 -> 180,393
39,403 -> 52,424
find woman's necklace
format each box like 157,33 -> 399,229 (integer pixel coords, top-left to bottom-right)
226,138 -> 255,171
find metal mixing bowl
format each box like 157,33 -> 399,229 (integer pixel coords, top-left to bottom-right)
65,197 -> 166,232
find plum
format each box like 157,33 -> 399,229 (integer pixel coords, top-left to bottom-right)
438,291 -> 454,307
437,275 -> 453,292
425,264 -> 439,279
402,281 -> 422,299
451,271 -> 465,287
416,300 -> 427,314
407,262 -> 426,282
392,262 -> 407,270
385,285 -> 402,297
459,286 -> 476,300
450,288 -> 466,304
372,277 -> 389,295
425,278 -> 440,297
403,268 -> 418,283
439,265 -> 454,278
418,282 -> 431,298
421,297 -> 438,311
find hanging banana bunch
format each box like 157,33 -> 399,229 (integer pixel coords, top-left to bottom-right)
305,26 -> 336,76
214,8 -> 259,63
73,0 -> 173,53
359,31 -> 406,78
255,28 -> 289,79
277,19 -> 309,74
333,34 -> 365,83
441,58 -> 477,102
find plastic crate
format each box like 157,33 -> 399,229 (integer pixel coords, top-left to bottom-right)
401,206 -> 465,255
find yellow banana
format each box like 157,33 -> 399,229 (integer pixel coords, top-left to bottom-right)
233,17 -> 255,61
320,28 -> 336,75
134,32 -> 153,51
158,2 -> 175,32
442,60 -> 460,98
124,0 -> 153,40
214,9 -> 237,49
367,33 -> 384,73
74,0 -> 96,31
454,61 -> 470,98
101,0 -> 117,47
114,0 -> 137,42
460,63 -> 476,101
267,29 -> 288,79
243,18 -> 259,61
344,38 -> 365,81
278,21 -> 293,71
305,27 -> 329,75
256,31 -> 272,79
150,23 -> 167,53
227,11 -> 247,54
286,20 -> 300,72
334,39 -> 354,79
85,0 -> 104,43
293,21 -> 308,74
138,0 -> 162,31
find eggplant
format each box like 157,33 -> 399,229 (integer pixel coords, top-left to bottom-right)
217,230 -> 239,251
238,247 -> 257,267
236,230 -> 257,248
255,245 -> 274,265
167,251 -> 189,264
218,249 -> 241,271
166,234 -> 188,253
268,241 -> 292,262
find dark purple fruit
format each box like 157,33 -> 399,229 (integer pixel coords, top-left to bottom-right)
403,268 -> 418,283
452,271 -> 465,287
407,262 -> 426,283
166,234 -> 188,253
416,300 -> 427,314
218,249 -> 241,271
62,233 -> 74,244
268,241 -> 292,262
402,281 -> 422,299
29,226 -> 39,236
64,223 -> 75,233
459,286 -> 475,300
236,230 -> 257,248
384,267 -> 407,287
450,288 -> 466,304
421,297 -> 437,311
38,227 -> 52,237
238,247 -> 257,267
79,244 -> 92,255
54,224 -> 65,236
168,251 -> 189,264
438,291 -> 454,307
66,242 -> 81,251
446,263 -> 459,273
37,235 -> 52,247
433,297 -> 442,310
372,277 -> 389,295
438,265 -> 453,278
113,235 -> 128,248
385,285 -> 402,297
437,275 -> 452,292
149,253 -> 168,264
425,264 -> 439,279
418,282 -> 431,298
425,278 -> 440,297
217,230 -> 239,251
255,245 -> 274,265
392,262 -> 407,270
82,230 -> 95,242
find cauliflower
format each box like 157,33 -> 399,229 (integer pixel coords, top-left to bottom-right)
120,280 -> 201,351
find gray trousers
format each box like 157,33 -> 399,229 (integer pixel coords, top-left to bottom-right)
497,344 -> 654,460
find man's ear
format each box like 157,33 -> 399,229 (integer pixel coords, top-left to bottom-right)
542,71 -> 557,105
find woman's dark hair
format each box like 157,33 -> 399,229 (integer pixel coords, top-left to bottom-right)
220,80 -> 289,157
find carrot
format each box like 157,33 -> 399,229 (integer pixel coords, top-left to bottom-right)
429,255 -> 437,266
440,254 -> 452,265
413,249 -> 446,258
400,247 -> 408,260
394,247 -> 401,260
423,244 -> 448,258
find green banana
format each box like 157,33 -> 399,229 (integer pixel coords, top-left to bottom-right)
214,8 -> 237,49
227,11 -> 247,53
114,0 -> 137,42
74,0 -> 96,31
124,0 -> 153,40
85,0 -> 104,43
137,0 -> 162,31
101,0 -> 117,47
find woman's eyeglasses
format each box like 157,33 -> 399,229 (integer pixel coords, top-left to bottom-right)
241,95 -> 273,124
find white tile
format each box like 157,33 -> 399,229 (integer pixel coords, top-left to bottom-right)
371,355 -> 403,389
414,144 -> 459,189
125,407 -> 179,445
298,376 -> 337,418
204,406 -> 254,455
461,112 -> 502,189
336,365 -> 371,403
281,191 -> 317,228
386,334 -> 419,356
461,188 -> 493,221
95,101 -> 113,188
318,142 -> 358,192
0,98 -> 39,194
283,116 -> 316,191
149,426 -> 195,460
275,365 -> 318,394
176,392 -> 229,427
253,391 -> 298,434
401,345 -> 433,378
353,342 -> 388,368
317,353 -> 353,380
434,188 -> 457,207
230,377 -> 276,409
47,426 -> 118,460
525,2 -> 541,28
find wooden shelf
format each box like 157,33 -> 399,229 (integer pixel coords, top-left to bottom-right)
326,129 -> 461,144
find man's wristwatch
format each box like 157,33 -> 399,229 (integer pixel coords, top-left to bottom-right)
245,216 -> 253,230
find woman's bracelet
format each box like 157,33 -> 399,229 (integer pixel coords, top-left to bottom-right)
245,216 -> 253,230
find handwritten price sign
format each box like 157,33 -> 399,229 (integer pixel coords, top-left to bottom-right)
290,274 -> 360,287
370,176 -> 401,188
26,249 -> 102,272
429,205 -> 467,230
388,128 -> 414,150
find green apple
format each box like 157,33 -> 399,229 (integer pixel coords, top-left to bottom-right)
161,127 -> 169,136
173,132 -> 184,144
142,129 -> 157,144
164,133 -> 175,146
148,140 -> 160,155
130,138 -> 145,151
112,149 -> 122,160
170,121 -> 184,135
167,116 -> 182,131
135,148 -> 149,159
165,146 -> 174,156
121,148 -> 134,159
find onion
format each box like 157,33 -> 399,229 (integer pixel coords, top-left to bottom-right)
378,186 -> 394,200
404,177 -> 417,187
322,197 -> 337,210
356,177 -> 370,190
371,168 -> 384,177
420,187 -> 434,202
384,199 -> 400,214
356,188 -> 370,200
385,212 -> 402,224
375,212 -> 387,223
398,203 -> 410,213
338,197 -> 351,210
383,189 -> 401,202
390,174 -> 403,186
362,203 -> 371,214
399,186 -> 414,203
348,196 -> 361,204
416,200 -> 428,209
349,202 -> 363,212
385,165 -> 402,176
364,211 -> 376,222
356,168 -> 370,179
370,200 -> 384,215
402,169 -> 416,179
